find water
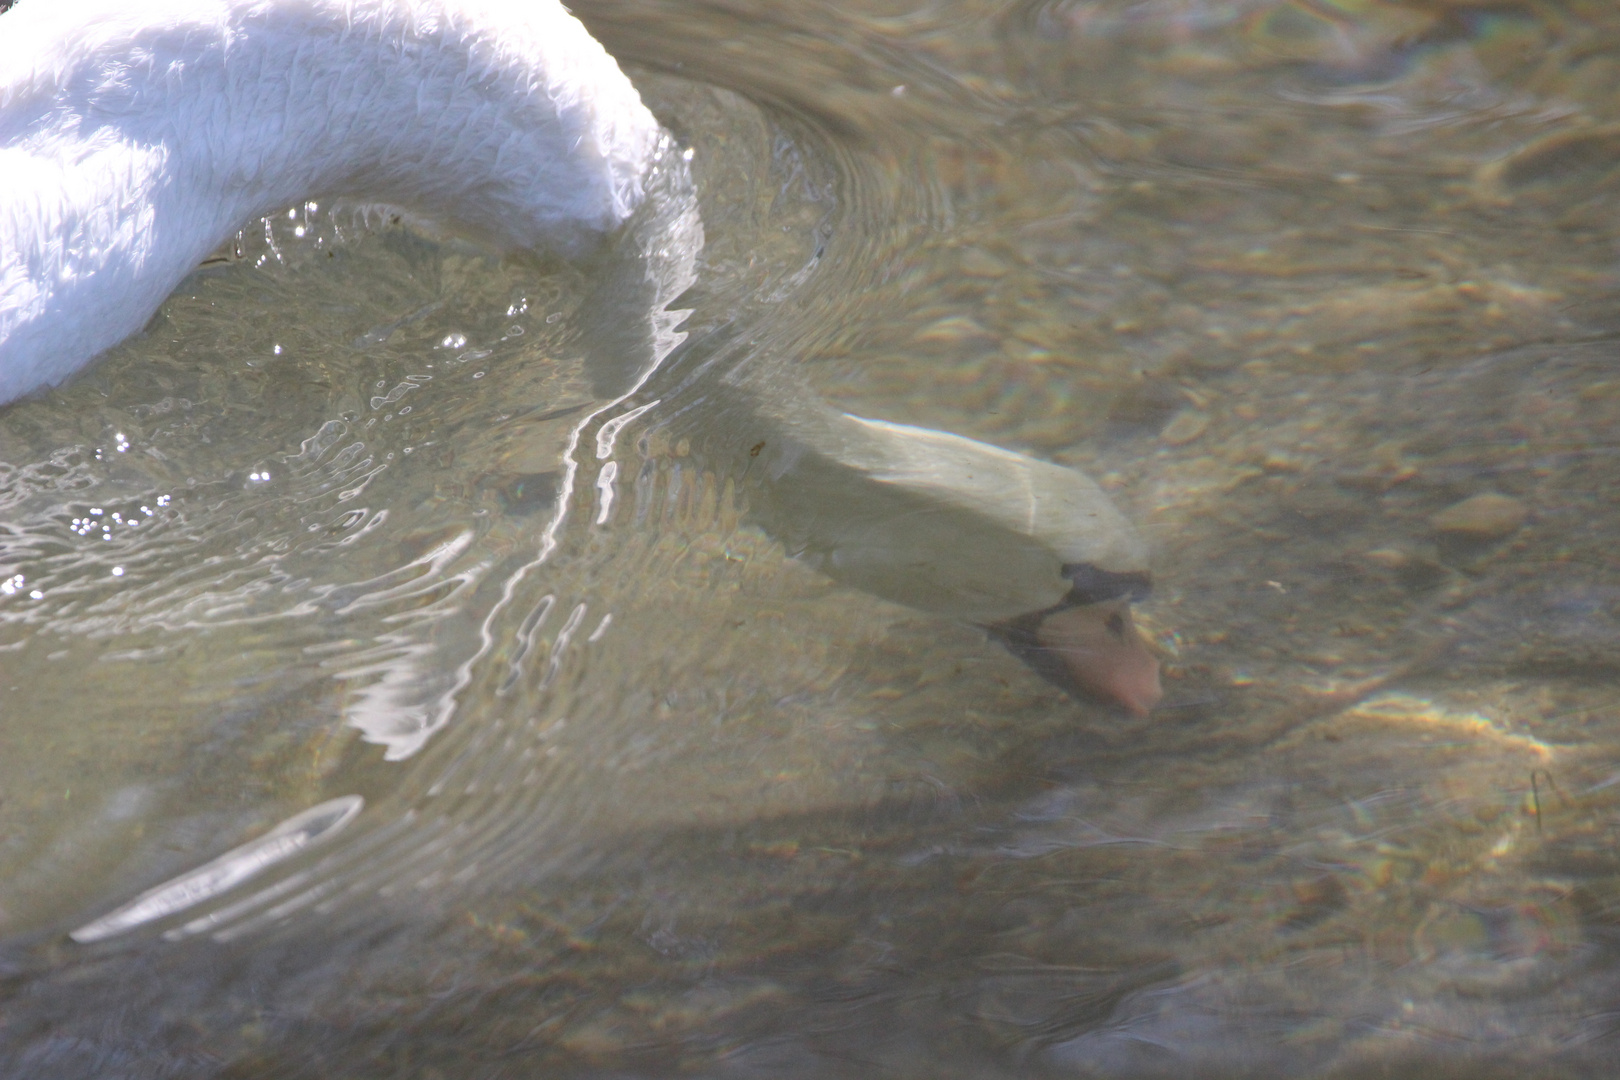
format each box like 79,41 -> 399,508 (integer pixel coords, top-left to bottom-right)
4,0 -> 1620,1075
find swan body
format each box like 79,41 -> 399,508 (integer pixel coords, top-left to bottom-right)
0,0 -> 657,402
0,0 -> 1161,714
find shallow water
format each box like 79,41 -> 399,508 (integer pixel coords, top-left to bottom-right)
6,0 -> 1620,1075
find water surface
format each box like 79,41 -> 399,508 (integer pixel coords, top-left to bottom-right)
5,0 -> 1620,1076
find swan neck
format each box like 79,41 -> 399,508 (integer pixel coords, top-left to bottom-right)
0,0 -> 660,403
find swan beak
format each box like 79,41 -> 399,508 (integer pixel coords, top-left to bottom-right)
1034,599 -> 1163,717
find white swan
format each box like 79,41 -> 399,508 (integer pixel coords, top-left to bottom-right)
0,0 -> 655,400
0,0 -> 1162,714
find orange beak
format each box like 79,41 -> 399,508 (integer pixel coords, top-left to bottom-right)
1033,599 -> 1162,717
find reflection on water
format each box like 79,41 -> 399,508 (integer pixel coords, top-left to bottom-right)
6,0 -> 1620,1075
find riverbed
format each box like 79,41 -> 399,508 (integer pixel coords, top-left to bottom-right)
3,1 -> 1620,1076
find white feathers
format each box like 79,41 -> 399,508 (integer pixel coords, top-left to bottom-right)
0,0 -> 661,403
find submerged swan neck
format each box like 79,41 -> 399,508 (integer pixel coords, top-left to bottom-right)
737,386 -> 1151,623
0,0 -> 659,403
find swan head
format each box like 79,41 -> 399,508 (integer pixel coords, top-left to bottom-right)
1030,598 -> 1162,717
990,565 -> 1163,717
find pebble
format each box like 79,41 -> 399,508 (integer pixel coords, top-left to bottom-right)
955,248 -> 1007,278
914,315 -> 993,346
1430,492 -> 1527,539
1474,124 -> 1620,204
1362,547 -> 1411,570
1261,450 -> 1307,474
1159,410 -> 1210,446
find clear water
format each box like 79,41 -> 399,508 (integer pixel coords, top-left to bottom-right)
4,0 -> 1620,1075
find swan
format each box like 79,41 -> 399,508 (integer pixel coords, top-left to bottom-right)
0,0 -> 1162,715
